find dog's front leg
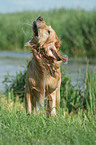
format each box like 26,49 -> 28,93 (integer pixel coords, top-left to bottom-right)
47,90 -> 57,117
56,78 -> 61,109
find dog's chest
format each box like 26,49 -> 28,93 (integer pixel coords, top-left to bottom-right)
44,71 -> 60,93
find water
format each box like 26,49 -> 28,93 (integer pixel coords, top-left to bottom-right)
0,51 -> 31,92
0,51 -> 96,92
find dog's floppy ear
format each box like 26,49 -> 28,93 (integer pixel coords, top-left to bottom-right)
55,34 -> 61,48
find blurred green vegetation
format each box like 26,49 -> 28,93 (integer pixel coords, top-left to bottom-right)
0,8 -> 96,57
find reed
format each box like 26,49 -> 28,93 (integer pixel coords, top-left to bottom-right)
0,8 -> 96,57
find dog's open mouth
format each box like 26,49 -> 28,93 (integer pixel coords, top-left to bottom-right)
32,21 -> 38,37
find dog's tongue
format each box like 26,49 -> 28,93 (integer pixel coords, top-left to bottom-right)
28,43 -> 68,62
59,56 -> 67,62
50,48 -> 67,62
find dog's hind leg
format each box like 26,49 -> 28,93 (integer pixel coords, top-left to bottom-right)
56,79 -> 61,109
25,87 -> 32,114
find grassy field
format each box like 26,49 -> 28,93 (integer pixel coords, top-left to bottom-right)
0,94 -> 96,145
1,64 -> 96,145
0,8 -> 96,57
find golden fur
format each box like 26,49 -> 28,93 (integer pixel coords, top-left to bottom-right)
25,16 -> 66,116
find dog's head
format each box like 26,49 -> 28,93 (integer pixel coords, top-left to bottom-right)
32,16 -> 60,48
29,16 -> 67,63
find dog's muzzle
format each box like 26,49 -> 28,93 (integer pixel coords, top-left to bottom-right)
36,16 -> 43,21
32,21 -> 38,37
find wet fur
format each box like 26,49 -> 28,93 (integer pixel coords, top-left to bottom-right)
25,16 -> 62,116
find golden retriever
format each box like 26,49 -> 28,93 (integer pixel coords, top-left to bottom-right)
25,16 -> 67,116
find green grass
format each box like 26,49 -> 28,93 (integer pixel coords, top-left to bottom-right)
0,8 -> 96,57
1,63 -> 96,144
0,94 -> 96,145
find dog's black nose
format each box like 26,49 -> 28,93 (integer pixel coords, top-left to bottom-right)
37,16 -> 43,21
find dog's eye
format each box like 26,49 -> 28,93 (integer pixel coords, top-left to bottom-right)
48,30 -> 50,35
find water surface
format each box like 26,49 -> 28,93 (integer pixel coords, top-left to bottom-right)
0,51 -> 96,92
